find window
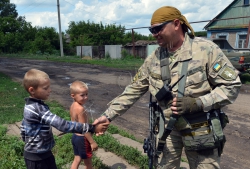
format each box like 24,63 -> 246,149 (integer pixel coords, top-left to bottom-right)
216,33 -> 229,40
218,35 -> 227,39
238,35 -> 247,48
235,32 -> 249,48
244,0 -> 249,5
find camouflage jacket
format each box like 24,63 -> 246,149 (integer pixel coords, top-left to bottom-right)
103,34 -> 242,121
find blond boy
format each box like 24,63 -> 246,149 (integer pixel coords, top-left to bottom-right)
70,80 -> 97,169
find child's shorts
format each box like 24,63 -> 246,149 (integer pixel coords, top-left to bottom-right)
71,134 -> 92,159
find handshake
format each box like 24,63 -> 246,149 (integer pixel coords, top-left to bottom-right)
92,116 -> 111,136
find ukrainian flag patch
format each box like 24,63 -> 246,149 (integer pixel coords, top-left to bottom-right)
213,63 -> 222,72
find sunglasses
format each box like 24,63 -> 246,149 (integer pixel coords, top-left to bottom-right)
149,21 -> 172,34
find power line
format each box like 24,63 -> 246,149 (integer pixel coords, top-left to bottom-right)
76,16 -> 250,37
126,16 -> 250,30
18,0 -> 48,16
62,0 -> 138,27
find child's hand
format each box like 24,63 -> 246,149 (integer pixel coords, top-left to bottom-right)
90,141 -> 98,151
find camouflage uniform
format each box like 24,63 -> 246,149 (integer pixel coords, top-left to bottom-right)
103,34 -> 241,169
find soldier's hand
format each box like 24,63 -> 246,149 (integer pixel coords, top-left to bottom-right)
93,116 -> 110,136
171,97 -> 203,115
94,122 -> 109,136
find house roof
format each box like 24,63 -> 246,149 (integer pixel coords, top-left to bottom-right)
123,40 -> 158,47
204,0 -> 250,30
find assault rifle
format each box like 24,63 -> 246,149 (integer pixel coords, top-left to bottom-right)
143,75 -> 184,169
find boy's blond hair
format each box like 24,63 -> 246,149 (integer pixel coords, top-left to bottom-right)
23,69 -> 50,92
70,80 -> 88,94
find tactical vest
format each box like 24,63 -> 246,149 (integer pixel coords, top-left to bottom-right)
157,45 -> 228,156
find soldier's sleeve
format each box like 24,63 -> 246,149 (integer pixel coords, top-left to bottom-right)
199,45 -> 242,112
103,59 -> 150,120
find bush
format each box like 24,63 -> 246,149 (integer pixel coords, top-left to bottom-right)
105,52 -> 111,59
121,49 -> 135,60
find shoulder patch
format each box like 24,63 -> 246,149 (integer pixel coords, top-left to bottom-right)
213,62 -> 222,72
218,66 -> 237,81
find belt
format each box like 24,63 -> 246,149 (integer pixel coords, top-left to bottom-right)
180,126 -> 211,137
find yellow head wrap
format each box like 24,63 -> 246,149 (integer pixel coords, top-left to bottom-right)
151,6 -> 195,36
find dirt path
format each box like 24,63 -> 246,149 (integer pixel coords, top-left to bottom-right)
0,57 -> 250,169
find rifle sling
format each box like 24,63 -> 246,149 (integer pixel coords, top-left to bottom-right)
157,53 -> 190,154
160,48 -> 170,84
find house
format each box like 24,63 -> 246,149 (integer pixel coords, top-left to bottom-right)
204,0 -> 250,48
122,40 -> 158,59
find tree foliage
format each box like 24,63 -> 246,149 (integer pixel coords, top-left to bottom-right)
66,20 -> 154,47
0,1 -> 60,54
195,31 -> 207,37
0,0 -> 18,18
123,31 -> 155,43
66,20 -> 127,46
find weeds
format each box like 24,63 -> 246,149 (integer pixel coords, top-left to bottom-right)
0,133 -> 26,169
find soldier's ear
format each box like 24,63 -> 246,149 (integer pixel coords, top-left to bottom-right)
173,19 -> 181,30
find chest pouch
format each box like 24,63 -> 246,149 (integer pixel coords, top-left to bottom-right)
180,110 -> 227,156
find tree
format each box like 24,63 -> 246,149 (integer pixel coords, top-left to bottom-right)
0,1 -> 62,54
28,27 -> 60,54
0,0 -> 18,18
195,31 -> 207,37
66,20 -> 155,47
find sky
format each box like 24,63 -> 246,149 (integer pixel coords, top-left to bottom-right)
10,0 -> 234,36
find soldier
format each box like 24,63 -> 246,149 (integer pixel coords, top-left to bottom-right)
94,6 -> 242,169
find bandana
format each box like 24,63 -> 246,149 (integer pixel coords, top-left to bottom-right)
151,6 -> 195,36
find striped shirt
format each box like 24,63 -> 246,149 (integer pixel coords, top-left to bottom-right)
20,98 -> 90,160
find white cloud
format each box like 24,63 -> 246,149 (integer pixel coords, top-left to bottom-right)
24,12 -> 59,28
10,0 -> 234,35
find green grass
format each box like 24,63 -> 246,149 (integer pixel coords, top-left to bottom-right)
0,73 -> 27,124
0,132 -> 26,169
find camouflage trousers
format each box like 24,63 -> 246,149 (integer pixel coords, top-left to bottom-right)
156,131 -> 221,169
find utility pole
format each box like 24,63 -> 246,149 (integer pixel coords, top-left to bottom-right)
57,0 -> 64,56
80,35 -> 83,58
132,29 -> 135,57
245,21 -> 250,48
